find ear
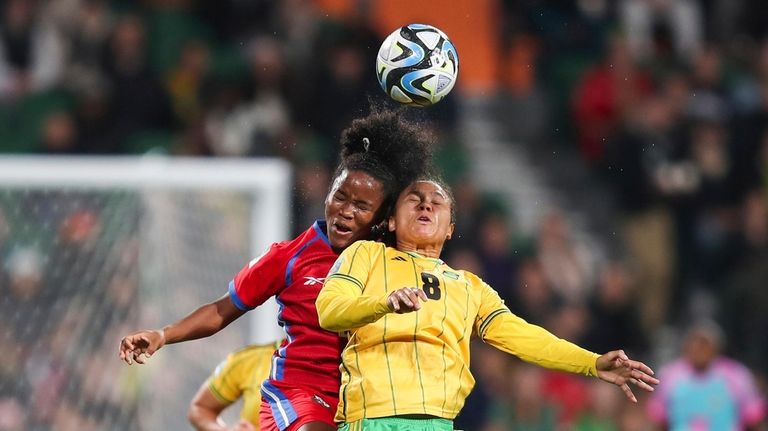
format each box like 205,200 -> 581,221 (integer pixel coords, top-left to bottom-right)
388,216 -> 396,233
445,223 -> 456,240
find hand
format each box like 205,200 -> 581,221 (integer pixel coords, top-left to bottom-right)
118,329 -> 166,365
229,419 -> 256,431
596,350 -> 659,403
387,287 -> 428,314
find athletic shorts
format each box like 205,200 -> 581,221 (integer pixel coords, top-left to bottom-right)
339,417 -> 455,431
259,380 -> 338,431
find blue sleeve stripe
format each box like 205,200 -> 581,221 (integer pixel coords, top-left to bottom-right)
284,238 -> 317,287
228,280 -> 253,311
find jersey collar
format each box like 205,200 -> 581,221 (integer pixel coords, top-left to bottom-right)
313,220 -> 332,248
404,250 -> 444,266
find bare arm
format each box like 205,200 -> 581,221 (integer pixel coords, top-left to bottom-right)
188,382 -> 230,431
119,295 -> 245,365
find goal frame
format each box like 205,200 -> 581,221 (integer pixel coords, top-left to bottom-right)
0,154 -> 291,344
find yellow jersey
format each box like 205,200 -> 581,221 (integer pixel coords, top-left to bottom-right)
206,342 -> 279,425
316,240 -> 599,423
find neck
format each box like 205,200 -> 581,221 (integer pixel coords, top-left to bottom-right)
395,239 -> 443,259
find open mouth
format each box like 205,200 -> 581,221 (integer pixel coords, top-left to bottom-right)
332,223 -> 353,235
417,215 -> 431,223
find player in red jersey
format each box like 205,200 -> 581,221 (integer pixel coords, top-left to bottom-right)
118,108 -> 434,431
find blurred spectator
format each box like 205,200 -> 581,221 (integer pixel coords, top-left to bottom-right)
647,320 -> 766,430
583,262 -> 648,359
475,212 -> 518,302
73,77 -> 114,153
166,39 -> 210,125
46,208 -> 104,302
443,177 -> 483,252
721,191 -> 768,381
0,395 -> 27,431
482,364 -> 558,431
38,109 -> 79,153
48,0 -> 113,93
686,117 -> 741,284
511,258 -> 561,326
731,43 -> 768,190
205,36 -> 290,157
573,380 -> 624,431
541,369 -> 591,428
103,13 -> 174,153
454,341 -> 501,431
306,23 -> 380,144
687,45 -> 732,119
571,35 -> 653,165
620,0 -> 703,64
292,161 -> 332,235
2,247 -> 48,339
0,321 -> 30,427
536,211 -> 594,302
541,302 -> 593,426
0,0 -> 64,100
739,0 -> 768,40
604,94 -> 686,331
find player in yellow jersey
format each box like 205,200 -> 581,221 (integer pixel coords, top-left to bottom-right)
188,341 -> 281,430
316,178 -> 659,431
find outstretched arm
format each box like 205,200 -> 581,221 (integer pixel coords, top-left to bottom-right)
118,295 -> 245,365
475,280 -> 658,401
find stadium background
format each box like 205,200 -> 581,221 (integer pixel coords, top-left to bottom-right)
0,0 -> 767,429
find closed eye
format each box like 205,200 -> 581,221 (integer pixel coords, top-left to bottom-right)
355,201 -> 372,211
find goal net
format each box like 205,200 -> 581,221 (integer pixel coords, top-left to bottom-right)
0,156 -> 290,430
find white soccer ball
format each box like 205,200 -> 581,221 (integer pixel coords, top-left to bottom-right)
376,24 -> 459,107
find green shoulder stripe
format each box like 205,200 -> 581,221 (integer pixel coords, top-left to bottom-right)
207,381 -> 235,404
327,273 -> 365,291
479,308 -> 510,337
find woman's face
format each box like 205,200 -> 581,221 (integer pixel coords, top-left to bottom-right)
388,181 -> 454,247
324,169 -> 385,252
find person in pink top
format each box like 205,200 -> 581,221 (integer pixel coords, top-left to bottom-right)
647,320 -> 766,431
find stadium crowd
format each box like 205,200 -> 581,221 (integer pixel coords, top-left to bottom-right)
0,0 -> 766,430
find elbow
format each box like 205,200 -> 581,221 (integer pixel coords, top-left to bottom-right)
187,404 -> 200,429
317,314 -> 333,331
318,316 -> 344,332
316,306 -> 339,332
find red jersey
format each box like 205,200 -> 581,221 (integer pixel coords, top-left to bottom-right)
228,220 -> 345,399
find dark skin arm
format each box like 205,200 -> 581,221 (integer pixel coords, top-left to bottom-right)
188,383 -> 237,431
188,383 -> 258,431
119,295 -> 245,365
297,423 -> 336,431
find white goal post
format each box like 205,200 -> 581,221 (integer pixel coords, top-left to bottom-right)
0,155 -> 289,343
0,155 -> 291,429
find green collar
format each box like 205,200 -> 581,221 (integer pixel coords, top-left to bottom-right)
404,250 -> 444,266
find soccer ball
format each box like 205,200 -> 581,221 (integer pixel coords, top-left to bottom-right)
376,24 -> 459,107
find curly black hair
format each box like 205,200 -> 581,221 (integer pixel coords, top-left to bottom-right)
333,106 -> 435,223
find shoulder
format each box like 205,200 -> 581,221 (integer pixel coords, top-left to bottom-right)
657,359 -> 692,382
223,344 -> 276,371
268,223 -> 330,259
713,357 -> 755,381
344,240 -> 387,256
454,268 -> 487,288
